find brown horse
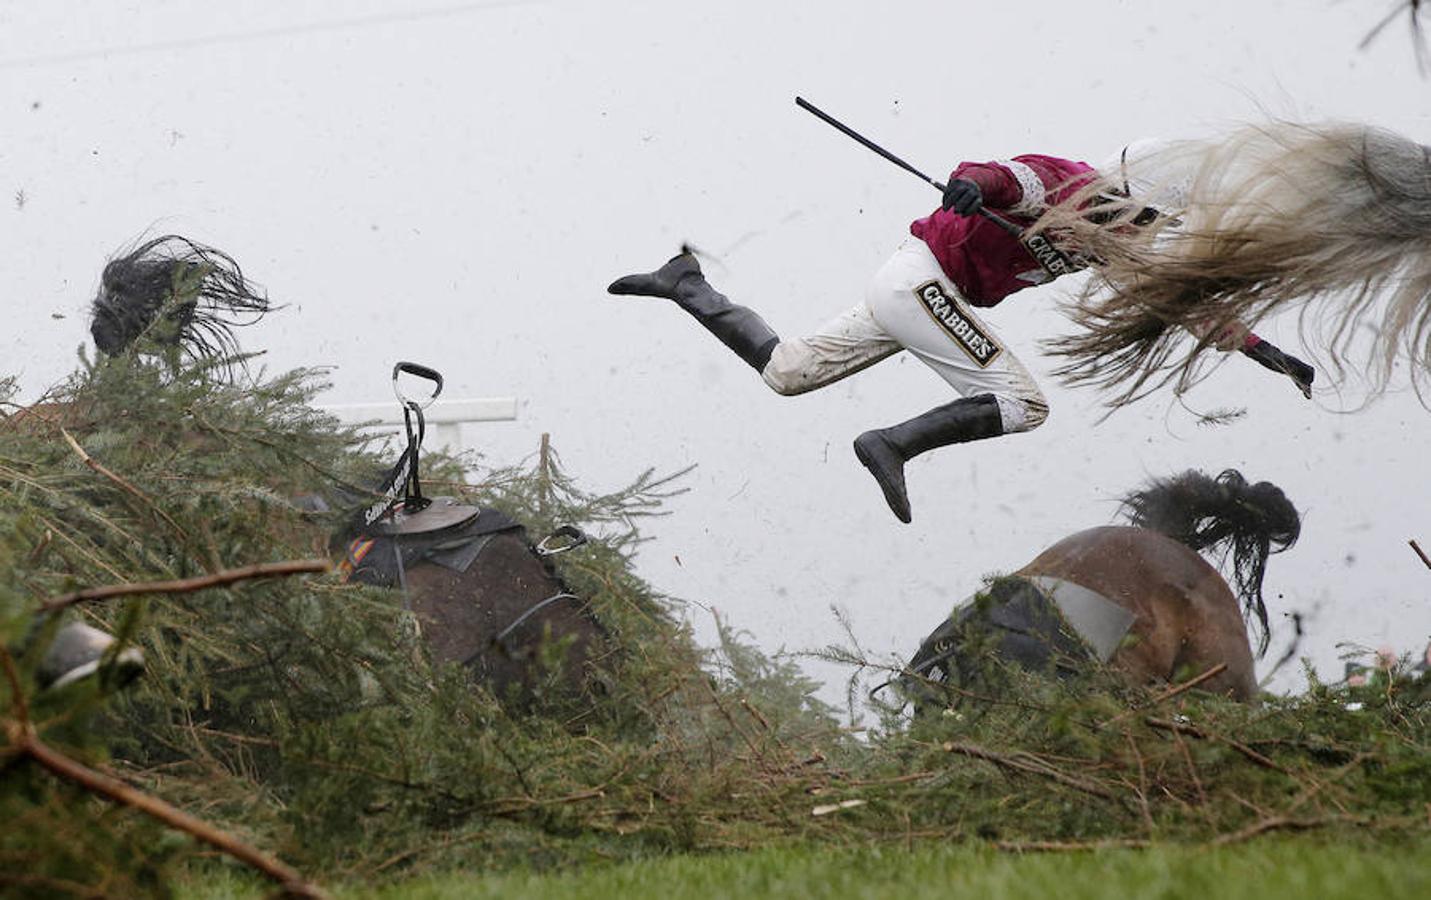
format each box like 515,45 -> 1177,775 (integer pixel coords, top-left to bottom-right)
338,497 -> 608,708
74,234 -> 610,707
901,469 -> 1301,704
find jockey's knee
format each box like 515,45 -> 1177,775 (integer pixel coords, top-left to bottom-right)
991,391 -> 1049,434
759,348 -> 820,396
760,367 -> 812,396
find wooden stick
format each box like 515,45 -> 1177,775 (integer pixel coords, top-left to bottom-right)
484,787 -> 607,815
995,838 -> 1151,853
1147,663 -> 1229,704
1100,663 -> 1228,728
40,559 -> 332,613
60,427 -> 188,538
845,771 -> 938,787
943,740 -> 1115,799
0,646 -> 29,729
1172,727 -> 1209,812
0,872 -> 107,898
1211,814 -> 1348,845
1124,732 -> 1155,835
1144,717 -> 1290,775
7,641 -> 324,895
740,697 -> 772,731
18,734 -> 327,898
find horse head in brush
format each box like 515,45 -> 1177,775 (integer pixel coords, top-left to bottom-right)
88,234 -> 272,379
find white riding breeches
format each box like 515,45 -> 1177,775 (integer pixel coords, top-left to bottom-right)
760,238 -> 1048,433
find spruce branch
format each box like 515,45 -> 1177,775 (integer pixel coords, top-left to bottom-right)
1143,717 -> 1291,775
1210,814 -> 1356,845
40,559 -> 332,613
17,732 -> 328,898
60,426 -> 189,540
940,740 -> 1117,800
1099,663 -> 1229,728
4,646 -> 325,896
994,838 -> 1152,852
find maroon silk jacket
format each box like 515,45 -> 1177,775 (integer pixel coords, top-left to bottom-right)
910,154 -> 1096,307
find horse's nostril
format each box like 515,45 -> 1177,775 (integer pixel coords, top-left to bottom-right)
92,324 -> 120,355
90,306 -> 129,355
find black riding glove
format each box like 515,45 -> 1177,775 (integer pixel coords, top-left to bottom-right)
941,179 -> 983,216
1245,341 -> 1315,399
1282,353 -> 1316,399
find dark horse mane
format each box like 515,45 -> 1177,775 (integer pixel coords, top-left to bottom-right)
89,235 -> 272,378
1118,469 -> 1301,655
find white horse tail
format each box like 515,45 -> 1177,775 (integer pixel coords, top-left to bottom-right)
1038,121 -> 1431,406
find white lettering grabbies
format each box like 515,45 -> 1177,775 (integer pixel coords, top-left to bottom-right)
913,280 -> 1003,367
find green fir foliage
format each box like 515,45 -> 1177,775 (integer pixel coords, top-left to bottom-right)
2,355 -> 1428,899
0,355 -> 842,895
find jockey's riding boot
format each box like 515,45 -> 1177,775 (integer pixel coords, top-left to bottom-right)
37,622 -> 145,691
853,394 -> 1005,524
608,249 -> 781,371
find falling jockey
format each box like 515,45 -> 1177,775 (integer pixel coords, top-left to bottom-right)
608,143 -> 1316,524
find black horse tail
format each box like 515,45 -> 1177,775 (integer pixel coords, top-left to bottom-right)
1119,469 -> 1301,656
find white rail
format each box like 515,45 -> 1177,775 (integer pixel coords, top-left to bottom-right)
318,397 -> 518,452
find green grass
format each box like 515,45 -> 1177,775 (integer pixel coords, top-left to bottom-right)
185,834 -> 1431,900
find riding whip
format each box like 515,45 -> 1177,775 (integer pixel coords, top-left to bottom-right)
794,96 -> 1034,242
793,96 -> 1314,398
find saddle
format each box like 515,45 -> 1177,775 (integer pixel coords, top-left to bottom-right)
896,575 -> 1135,708
342,497 -> 524,591
337,363 -> 597,699
341,497 -> 592,671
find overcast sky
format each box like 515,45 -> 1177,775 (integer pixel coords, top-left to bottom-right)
4,1 -> 1429,710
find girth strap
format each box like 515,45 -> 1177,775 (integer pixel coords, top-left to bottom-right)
1024,576 -> 1136,662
